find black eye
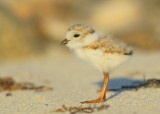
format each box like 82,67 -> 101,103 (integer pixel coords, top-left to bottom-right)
74,34 -> 80,38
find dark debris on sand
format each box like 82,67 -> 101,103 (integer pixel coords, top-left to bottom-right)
0,77 -> 53,92
110,79 -> 160,91
54,104 -> 109,114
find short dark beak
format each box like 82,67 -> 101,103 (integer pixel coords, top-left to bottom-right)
61,39 -> 70,45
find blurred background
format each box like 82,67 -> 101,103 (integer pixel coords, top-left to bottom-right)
0,0 -> 160,61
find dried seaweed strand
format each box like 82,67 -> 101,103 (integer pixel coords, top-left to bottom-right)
0,77 -> 53,91
110,79 -> 160,91
54,104 -> 109,114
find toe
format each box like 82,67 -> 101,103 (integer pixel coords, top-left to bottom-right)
81,98 -> 103,104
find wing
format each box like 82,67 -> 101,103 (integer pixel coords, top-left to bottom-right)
84,36 -> 133,55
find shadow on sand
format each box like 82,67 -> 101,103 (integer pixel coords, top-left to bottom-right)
95,77 -> 143,100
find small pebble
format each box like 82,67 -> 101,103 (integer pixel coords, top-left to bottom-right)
6,93 -> 12,96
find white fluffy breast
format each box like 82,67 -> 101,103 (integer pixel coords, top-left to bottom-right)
75,48 -> 129,72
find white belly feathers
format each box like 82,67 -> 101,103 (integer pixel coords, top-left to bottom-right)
75,48 -> 129,72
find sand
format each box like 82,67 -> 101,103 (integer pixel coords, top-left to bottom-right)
0,51 -> 160,114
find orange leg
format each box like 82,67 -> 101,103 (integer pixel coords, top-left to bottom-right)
81,72 -> 109,104
97,75 -> 110,93
97,89 -> 110,93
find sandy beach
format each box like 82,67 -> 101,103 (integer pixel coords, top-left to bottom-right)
0,51 -> 160,114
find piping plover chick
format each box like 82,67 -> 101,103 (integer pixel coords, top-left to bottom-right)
61,24 -> 133,104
